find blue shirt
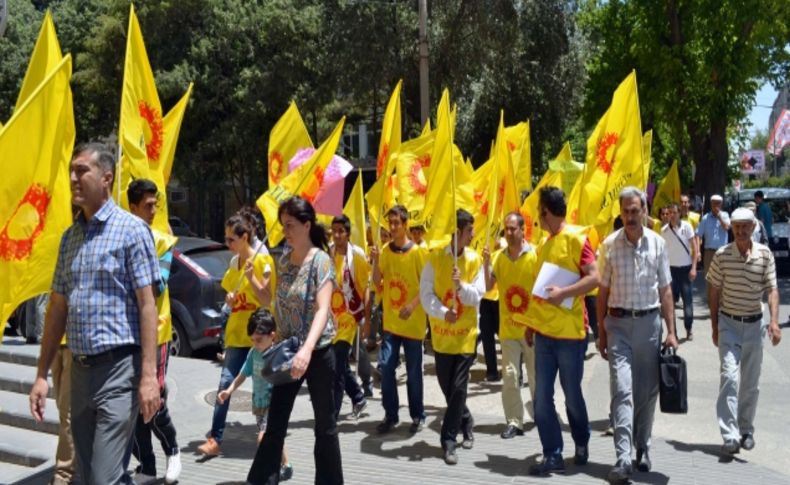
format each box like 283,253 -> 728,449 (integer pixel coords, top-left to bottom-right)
756,203 -> 773,238
52,199 -> 160,355
696,211 -> 730,250
241,348 -> 273,413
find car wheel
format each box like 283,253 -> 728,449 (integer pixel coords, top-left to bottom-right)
171,317 -> 193,357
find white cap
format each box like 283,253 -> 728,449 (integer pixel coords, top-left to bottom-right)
710,194 -> 723,202
731,207 -> 755,222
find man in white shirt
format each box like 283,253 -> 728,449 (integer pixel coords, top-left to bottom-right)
661,203 -> 699,340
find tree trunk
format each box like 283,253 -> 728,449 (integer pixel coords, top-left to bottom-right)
689,118 -> 728,210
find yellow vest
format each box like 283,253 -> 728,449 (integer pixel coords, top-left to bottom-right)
519,225 -> 587,340
221,252 -> 272,348
492,246 -> 537,341
152,229 -> 178,346
379,242 -> 427,340
683,211 -> 700,230
429,247 -> 482,354
331,247 -> 371,345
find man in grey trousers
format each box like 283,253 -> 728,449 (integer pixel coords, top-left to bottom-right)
707,207 -> 782,455
597,187 -> 679,484
29,142 -> 161,484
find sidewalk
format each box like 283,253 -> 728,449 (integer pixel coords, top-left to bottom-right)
155,278 -> 790,484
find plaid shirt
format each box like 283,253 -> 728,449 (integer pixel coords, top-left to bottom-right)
52,199 -> 159,355
599,228 -> 672,310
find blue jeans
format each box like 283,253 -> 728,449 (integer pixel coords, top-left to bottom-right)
670,265 -> 694,331
210,346 -> 249,443
379,332 -> 425,422
534,334 -> 590,459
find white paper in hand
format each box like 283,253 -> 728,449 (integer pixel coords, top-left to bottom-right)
532,262 -> 580,309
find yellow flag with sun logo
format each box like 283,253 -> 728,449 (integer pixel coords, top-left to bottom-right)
268,101 -> 313,188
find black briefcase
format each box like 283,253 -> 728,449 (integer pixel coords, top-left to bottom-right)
659,346 -> 688,414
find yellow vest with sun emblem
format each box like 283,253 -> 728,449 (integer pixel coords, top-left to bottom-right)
379,242 -> 427,340
331,248 -> 371,345
429,247 -> 482,354
517,225 -> 587,340
492,245 -> 538,340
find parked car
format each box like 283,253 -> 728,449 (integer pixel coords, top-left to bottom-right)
169,236 -> 233,356
727,187 -> 789,274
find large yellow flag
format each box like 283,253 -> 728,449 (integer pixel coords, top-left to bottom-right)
576,71 -> 643,226
160,83 -> 193,185
505,121 -> 531,193
651,160 -> 681,217
257,118 -> 345,246
15,11 -> 63,111
394,129 -> 435,215
641,130 -> 652,190
377,81 -> 402,177
548,142 -> 583,196
0,56 -> 74,326
268,101 -> 313,187
343,171 -> 367,254
520,145 -> 567,244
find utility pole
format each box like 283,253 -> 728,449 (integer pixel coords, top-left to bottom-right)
0,0 -> 8,38
418,0 -> 429,125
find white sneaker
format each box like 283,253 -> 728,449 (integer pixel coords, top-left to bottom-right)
165,452 -> 182,484
133,471 -> 156,485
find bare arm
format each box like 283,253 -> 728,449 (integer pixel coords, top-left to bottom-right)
596,285 -> 610,360
217,372 -> 247,404
136,284 -> 161,423
767,287 -> 782,346
659,284 -> 678,348
30,292 -> 67,422
545,262 -> 599,304
708,284 -> 721,347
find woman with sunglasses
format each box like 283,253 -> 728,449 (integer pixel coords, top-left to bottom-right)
247,196 -> 343,484
198,212 -> 272,457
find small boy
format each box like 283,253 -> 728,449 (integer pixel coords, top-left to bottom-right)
217,308 -> 293,481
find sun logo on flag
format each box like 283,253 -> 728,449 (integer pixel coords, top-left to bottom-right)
408,160 -> 428,195
331,289 -> 347,314
504,285 -> 529,314
570,209 -> 579,224
596,132 -> 619,174
497,179 -> 506,207
388,278 -> 408,309
138,101 -> 164,163
300,166 -> 326,205
507,140 -> 517,152
522,212 -> 534,241
269,151 -> 284,183
377,144 -> 389,175
441,289 -> 464,319
0,184 -> 51,262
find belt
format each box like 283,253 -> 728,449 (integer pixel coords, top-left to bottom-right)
608,307 -> 659,318
721,311 -> 762,323
72,345 -> 139,367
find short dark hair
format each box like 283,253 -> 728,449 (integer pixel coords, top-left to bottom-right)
73,142 -> 116,182
386,205 -> 409,223
505,211 -> 525,228
755,190 -> 764,199
247,308 -> 276,336
331,214 -> 351,234
538,186 -> 566,217
456,208 -> 474,231
126,178 -> 158,207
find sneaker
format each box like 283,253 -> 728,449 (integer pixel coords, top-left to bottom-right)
607,461 -> 633,483
740,433 -> 755,451
197,437 -> 221,456
461,419 -> 474,449
528,455 -> 565,476
377,418 -> 398,434
165,452 -> 181,484
636,448 -> 651,472
604,425 -> 614,436
722,440 -> 741,455
409,417 -> 425,433
443,443 -> 458,465
500,424 -> 524,439
133,471 -> 156,485
686,331 -> 694,341
574,445 -> 589,465
279,464 -> 294,481
351,399 -> 368,419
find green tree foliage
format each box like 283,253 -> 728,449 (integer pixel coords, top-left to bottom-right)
579,0 -> 790,202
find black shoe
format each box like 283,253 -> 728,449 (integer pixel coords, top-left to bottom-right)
485,372 -> 501,382
574,445 -> 589,465
461,430 -> 474,450
377,419 -> 398,434
351,399 -> 368,419
363,385 -> 374,398
722,441 -> 740,455
443,443 -> 458,465
636,448 -> 651,472
500,424 -> 524,439
740,433 -> 755,451
607,461 -> 632,484
279,464 -> 293,481
409,417 -> 425,433
528,455 -> 565,476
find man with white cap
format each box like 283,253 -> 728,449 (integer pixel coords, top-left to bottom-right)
706,207 -> 781,455
696,194 -> 730,275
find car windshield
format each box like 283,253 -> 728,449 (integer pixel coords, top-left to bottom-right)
739,199 -> 790,223
187,249 -> 233,279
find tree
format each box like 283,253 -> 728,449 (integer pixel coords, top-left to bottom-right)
580,0 -> 790,202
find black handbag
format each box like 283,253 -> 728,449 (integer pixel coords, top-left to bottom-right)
658,346 -> 688,414
261,336 -> 302,385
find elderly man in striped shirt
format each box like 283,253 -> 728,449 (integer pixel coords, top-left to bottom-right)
707,207 -> 782,456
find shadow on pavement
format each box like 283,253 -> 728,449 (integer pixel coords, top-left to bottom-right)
665,439 -> 749,464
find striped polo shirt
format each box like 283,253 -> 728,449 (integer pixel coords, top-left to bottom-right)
705,242 -> 777,316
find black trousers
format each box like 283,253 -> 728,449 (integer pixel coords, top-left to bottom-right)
434,352 -> 475,448
584,295 -> 598,340
478,298 -> 500,377
247,346 -> 343,485
333,341 -> 364,417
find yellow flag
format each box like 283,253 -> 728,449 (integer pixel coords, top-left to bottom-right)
394,128 -> 435,215
364,169 -> 398,246
519,144 -> 572,245
343,171 -> 367,254
268,101 -> 313,187
377,81 -> 402,177
15,11 -> 63,111
160,83 -> 193,185
506,121 -> 531,193
651,160 -> 681,217
257,118 -> 345,246
641,130 -> 652,190
548,142 -> 583,196
0,56 -> 75,326
576,71 -> 643,226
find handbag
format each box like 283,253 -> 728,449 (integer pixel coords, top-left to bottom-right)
658,346 -> 688,414
260,252 -> 317,385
